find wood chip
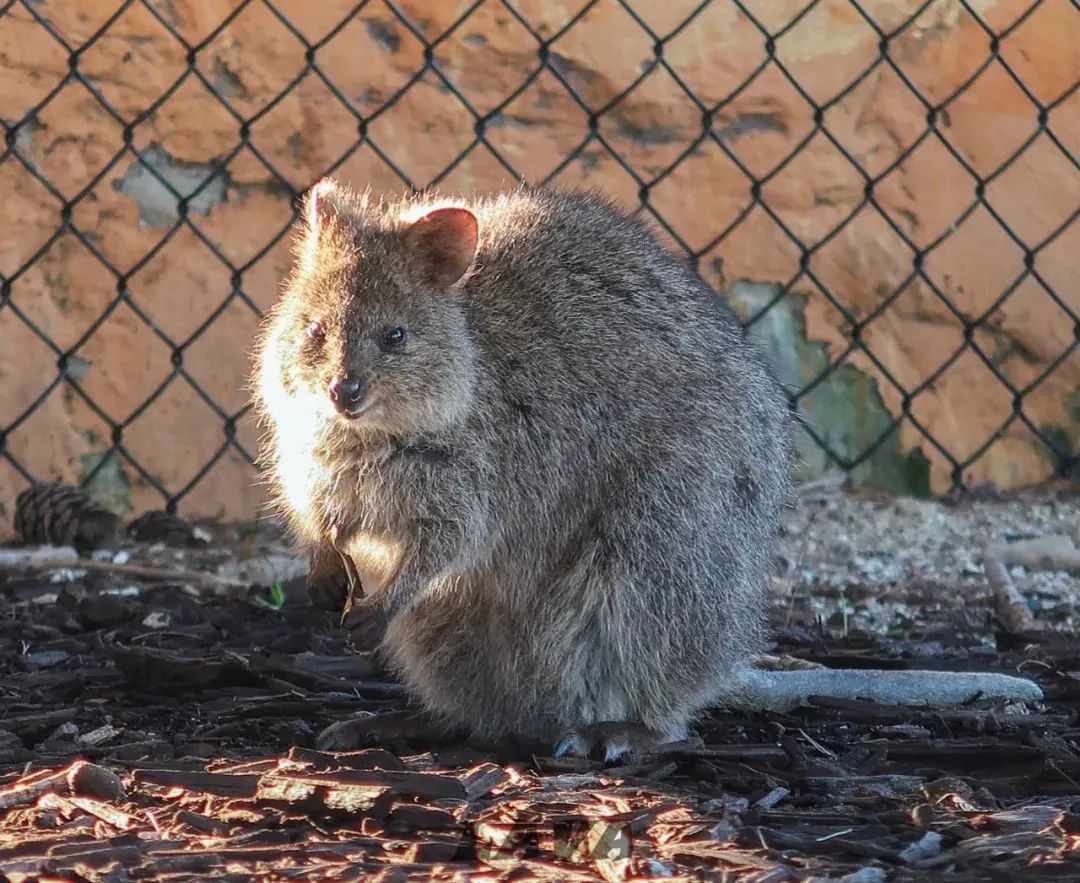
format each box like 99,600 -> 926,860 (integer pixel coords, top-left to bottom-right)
176,809 -> 230,834
260,769 -> 465,802
285,746 -> 405,772
386,805 -> 459,833
133,769 -> 260,797
257,775 -> 393,817
0,761 -> 123,810
404,840 -> 465,864
754,787 -> 791,810
461,763 -> 510,801
37,792 -> 137,830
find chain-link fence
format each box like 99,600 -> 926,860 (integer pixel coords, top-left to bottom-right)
1,0 -> 1077,516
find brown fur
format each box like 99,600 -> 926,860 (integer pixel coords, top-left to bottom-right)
251,180 -> 793,744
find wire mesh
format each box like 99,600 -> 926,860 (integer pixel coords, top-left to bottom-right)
1,0 -> 1077,513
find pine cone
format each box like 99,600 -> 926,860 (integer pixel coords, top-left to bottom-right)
14,482 -> 120,552
127,510 -> 201,547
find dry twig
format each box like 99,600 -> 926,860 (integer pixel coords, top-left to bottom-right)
0,545 -> 250,592
984,552 -> 1040,633
987,536 -> 1080,575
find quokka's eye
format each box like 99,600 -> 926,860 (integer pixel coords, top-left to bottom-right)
382,326 -> 407,349
307,320 -> 325,342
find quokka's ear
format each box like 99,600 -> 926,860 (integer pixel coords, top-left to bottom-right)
302,177 -> 348,230
403,207 -> 478,289
295,178 -> 353,275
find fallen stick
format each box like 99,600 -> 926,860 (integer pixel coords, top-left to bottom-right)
795,474 -> 849,502
0,545 -> 249,591
133,769 -> 260,797
987,535 -> 1080,574
736,667 -> 1044,712
984,553 -> 1040,633
75,558 -> 251,591
752,653 -> 825,672
0,545 -> 79,568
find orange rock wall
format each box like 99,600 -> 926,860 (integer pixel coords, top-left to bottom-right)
1,0 -> 1077,519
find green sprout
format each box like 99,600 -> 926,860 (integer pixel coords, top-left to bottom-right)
838,588 -> 851,638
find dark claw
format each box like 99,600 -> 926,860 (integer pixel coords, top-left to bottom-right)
603,738 -> 631,763
551,722 -> 689,764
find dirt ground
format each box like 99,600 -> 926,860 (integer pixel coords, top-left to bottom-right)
2,482 -> 1080,881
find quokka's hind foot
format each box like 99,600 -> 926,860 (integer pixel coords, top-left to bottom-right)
552,721 -> 690,764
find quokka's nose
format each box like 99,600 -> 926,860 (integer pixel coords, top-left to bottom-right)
328,374 -> 366,415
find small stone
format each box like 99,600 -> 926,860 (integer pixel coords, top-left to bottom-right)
142,610 -> 170,629
0,730 -> 30,764
79,724 -> 124,748
127,510 -> 201,547
700,795 -> 750,815
77,592 -> 135,628
49,721 -> 80,742
17,650 -> 71,671
68,761 -> 127,801
899,830 -> 942,863
102,585 -> 141,598
218,554 -> 307,586
837,869 -> 887,883
50,568 -> 87,584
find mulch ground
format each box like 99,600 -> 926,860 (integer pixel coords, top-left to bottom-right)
2,493 -> 1080,881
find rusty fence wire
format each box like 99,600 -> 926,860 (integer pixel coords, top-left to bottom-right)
1,0 -> 1078,513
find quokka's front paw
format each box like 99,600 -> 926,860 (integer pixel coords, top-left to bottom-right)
308,570 -> 349,611
341,599 -> 389,653
307,543 -> 351,611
